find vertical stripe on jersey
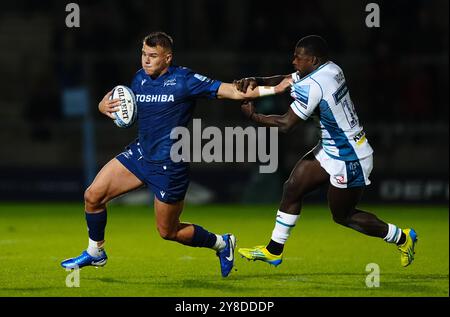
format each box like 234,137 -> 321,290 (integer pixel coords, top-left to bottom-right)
318,100 -> 358,161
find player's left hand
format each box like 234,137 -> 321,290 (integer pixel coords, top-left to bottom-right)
241,100 -> 256,119
233,77 -> 258,93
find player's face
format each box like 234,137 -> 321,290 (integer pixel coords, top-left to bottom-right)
141,44 -> 172,78
292,47 -> 315,77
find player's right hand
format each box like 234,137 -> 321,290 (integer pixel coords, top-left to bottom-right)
241,100 -> 256,119
233,77 -> 258,93
98,90 -> 121,119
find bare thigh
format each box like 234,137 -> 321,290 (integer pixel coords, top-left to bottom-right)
279,150 -> 330,213
85,158 -> 144,212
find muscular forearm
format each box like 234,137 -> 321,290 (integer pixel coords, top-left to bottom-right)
232,75 -> 293,98
254,75 -> 289,86
242,104 -> 300,133
218,82 -> 286,100
251,113 -> 291,133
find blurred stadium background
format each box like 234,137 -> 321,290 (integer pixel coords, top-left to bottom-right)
0,0 -> 448,205
0,0 -> 448,298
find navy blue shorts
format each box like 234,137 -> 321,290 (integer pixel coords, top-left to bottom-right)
116,139 -> 190,203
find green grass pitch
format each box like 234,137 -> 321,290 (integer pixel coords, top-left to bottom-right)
0,203 -> 448,297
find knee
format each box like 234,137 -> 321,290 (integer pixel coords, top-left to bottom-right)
157,227 -> 177,241
84,187 -> 105,210
330,207 -> 353,226
332,214 -> 349,226
329,200 -> 354,226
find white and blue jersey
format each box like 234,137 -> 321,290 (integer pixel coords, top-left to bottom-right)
289,62 -> 374,188
116,65 -> 222,202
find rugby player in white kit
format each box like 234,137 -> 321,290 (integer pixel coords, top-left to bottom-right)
236,35 -> 418,268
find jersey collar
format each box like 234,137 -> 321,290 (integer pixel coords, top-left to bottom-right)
298,61 -> 332,82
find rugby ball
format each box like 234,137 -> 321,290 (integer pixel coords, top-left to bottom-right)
110,85 -> 137,128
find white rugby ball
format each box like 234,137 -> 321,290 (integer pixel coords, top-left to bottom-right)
110,85 -> 137,128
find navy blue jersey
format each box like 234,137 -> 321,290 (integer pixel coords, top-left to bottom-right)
130,66 -> 222,161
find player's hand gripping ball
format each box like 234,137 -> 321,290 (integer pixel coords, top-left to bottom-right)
110,85 -> 137,128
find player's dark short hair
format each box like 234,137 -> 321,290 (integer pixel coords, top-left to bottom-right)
296,35 -> 329,60
143,32 -> 173,51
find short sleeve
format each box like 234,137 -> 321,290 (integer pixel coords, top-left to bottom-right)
185,71 -> 222,99
289,80 -> 322,120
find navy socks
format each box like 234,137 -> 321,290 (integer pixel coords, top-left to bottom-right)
85,210 -> 107,241
190,224 -> 217,248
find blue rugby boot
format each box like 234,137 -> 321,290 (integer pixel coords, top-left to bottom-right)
216,234 -> 236,277
61,250 -> 108,269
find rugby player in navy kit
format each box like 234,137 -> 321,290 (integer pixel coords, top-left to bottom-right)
61,31 -> 291,277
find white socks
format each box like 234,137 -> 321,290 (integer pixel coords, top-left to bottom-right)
212,234 -> 226,252
212,234 -> 227,252
384,224 -> 403,244
87,238 -> 105,257
271,210 -> 299,244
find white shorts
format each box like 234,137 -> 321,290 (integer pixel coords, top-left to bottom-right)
313,146 -> 373,188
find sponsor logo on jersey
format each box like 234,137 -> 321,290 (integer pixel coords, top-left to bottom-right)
194,74 -> 211,82
164,78 -> 177,87
334,72 -> 345,84
136,94 -> 175,103
353,131 -> 367,145
332,82 -> 349,104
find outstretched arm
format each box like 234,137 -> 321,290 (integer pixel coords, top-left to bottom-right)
234,74 -> 293,93
241,100 -> 301,133
216,76 -> 292,100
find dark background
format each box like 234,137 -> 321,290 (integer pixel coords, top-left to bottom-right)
0,0 -> 448,204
